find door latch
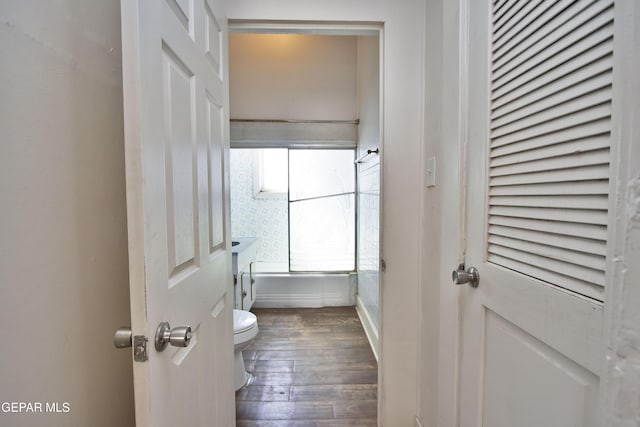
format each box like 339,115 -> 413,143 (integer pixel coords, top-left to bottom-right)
114,326 -> 148,362
133,335 -> 148,362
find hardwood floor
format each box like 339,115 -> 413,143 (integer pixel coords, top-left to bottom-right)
236,307 -> 378,426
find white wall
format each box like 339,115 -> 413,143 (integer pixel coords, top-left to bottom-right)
417,1 -> 444,426
0,2 -> 134,426
223,1 -> 426,425
229,33 -> 357,120
356,36 -> 381,157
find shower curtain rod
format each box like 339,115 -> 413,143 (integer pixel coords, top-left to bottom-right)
355,147 -> 380,164
230,118 -> 360,125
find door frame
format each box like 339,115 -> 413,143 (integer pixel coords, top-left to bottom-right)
227,18 -> 386,419
601,1 -> 640,424
436,1 -> 640,426
435,0 -> 470,424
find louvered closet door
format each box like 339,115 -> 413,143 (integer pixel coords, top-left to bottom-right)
459,0 -> 612,425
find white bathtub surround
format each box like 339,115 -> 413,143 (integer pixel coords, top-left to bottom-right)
253,273 -> 356,308
356,294 -> 379,361
356,164 -> 380,330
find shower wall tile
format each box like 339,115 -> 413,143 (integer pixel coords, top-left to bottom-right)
230,150 -> 289,265
357,164 -> 380,329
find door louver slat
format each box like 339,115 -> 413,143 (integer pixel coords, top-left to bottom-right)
489,206 -> 607,226
488,245 -> 605,286
493,0 -> 571,53
490,136 -> 609,167
489,235 -> 606,271
490,195 -> 608,210
489,180 -> 609,196
491,73 -> 612,128
492,50 -> 613,113
493,2 -> 614,82
490,119 -> 610,157
489,216 -> 608,241
490,148 -> 609,176
492,31 -> 613,102
488,225 -> 607,256
493,0 -> 542,40
490,164 -> 609,186
491,87 -> 612,138
492,57 -> 612,121
491,104 -> 610,148
487,0 -> 613,301
493,0 -> 514,20
493,0 -> 612,73
488,254 -> 604,299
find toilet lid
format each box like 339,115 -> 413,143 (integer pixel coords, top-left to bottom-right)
233,309 -> 257,334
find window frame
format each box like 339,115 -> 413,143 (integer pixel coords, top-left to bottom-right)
252,149 -> 289,199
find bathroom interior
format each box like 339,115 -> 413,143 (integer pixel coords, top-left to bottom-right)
228,29 -> 381,419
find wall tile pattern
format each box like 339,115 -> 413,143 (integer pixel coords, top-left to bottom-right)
230,150 -> 289,265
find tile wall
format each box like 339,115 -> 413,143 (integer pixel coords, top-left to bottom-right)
230,149 -> 289,267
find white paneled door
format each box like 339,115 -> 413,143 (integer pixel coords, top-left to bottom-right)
460,0 -> 612,425
120,0 -> 234,426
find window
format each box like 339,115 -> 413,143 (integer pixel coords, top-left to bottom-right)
289,149 -> 355,271
254,149 -> 288,197
230,148 -> 355,272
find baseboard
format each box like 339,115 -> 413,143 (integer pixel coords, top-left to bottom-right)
355,295 -> 379,361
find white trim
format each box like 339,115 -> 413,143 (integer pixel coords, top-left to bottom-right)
229,20 -> 382,36
355,295 -> 379,361
374,24 -> 386,427
231,121 -> 358,149
436,0 -> 468,425
223,9 -> 421,423
602,1 -> 640,425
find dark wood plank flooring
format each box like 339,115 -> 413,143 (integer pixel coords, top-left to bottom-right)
236,307 -> 378,426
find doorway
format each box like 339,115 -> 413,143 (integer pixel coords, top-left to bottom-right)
227,22 -> 383,421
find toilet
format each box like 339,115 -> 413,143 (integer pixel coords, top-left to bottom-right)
233,309 -> 259,391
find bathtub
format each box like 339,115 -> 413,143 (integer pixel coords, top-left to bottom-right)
253,272 -> 357,308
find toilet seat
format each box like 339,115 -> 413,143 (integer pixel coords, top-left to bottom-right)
233,309 -> 257,334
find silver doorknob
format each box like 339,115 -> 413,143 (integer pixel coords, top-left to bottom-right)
155,322 -> 192,352
452,264 -> 479,287
114,327 -> 132,348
